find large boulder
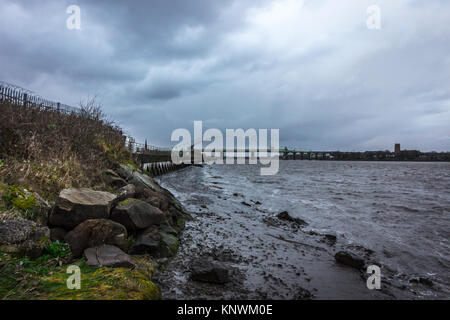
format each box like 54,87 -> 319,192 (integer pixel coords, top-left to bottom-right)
335,251 -> 365,269
129,226 -> 160,255
111,198 -> 167,234
115,184 -> 136,204
64,219 -> 128,257
103,170 -> 128,189
84,245 -> 135,268
143,190 -> 170,212
129,227 -> 179,258
115,164 -> 135,182
189,258 -> 230,284
49,188 -> 117,229
159,231 -> 179,257
129,171 -> 165,194
0,219 -> 50,258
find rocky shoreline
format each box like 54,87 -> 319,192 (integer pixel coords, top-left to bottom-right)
151,165 -> 443,300
0,163 -> 192,299
0,163 -> 443,300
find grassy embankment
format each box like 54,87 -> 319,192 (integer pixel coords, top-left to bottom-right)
0,99 -> 161,299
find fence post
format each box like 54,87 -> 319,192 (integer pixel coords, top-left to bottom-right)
57,102 -> 60,111
23,93 -> 28,107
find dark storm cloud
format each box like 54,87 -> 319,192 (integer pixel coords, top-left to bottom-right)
0,0 -> 449,151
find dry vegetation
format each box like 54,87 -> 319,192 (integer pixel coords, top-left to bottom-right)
0,99 -> 136,200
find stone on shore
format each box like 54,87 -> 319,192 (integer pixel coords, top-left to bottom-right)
129,227 -> 179,258
111,198 -> 166,234
159,224 -> 179,236
115,164 -> 135,182
335,251 -> 365,269
0,218 -> 50,258
277,211 -> 308,226
130,171 -> 165,194
293,287 -> 314,300
115,184 -> 136,204
84,245 -> 135,268
129,226 -> 160,255
103,169 -> 128,189
159,231 -> 179,258
142,189 -> 170,211
64,219 -> 128,257
189,258 -> 230,284
324,233 -> 337,245
49,188 -> 117,229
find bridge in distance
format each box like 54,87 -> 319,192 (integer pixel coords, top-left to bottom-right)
132,144 -> 333,164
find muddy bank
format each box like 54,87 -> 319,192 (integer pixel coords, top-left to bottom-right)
154,164 -> 448,300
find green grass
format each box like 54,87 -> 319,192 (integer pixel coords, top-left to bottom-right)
0,252 -> 161,300
1,185 -> 38,211
45,241 -> 71,259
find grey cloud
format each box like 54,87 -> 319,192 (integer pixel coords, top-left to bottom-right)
0,0 -> 449,151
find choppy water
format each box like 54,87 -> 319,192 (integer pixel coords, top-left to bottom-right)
155,161 -> 450,300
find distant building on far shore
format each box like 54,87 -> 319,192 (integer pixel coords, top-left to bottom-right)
395,143 -> 401,155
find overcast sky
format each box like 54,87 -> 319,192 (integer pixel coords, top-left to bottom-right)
1,0 -> 449,151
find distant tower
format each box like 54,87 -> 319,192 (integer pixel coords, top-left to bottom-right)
395,143 -> 401,155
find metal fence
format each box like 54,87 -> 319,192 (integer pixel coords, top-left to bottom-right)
0,80 -> 170,154
125,137 -> 172,154
0,81 -> 79,114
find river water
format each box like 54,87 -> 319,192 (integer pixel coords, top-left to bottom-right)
154,161 -> 450,300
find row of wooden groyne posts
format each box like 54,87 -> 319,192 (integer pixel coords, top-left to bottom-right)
142,161 -> 191,177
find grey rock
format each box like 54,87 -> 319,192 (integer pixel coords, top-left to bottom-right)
0,219 -> 50,258
49,188 -> 117,229
84,245 -> 135,268
293,287 -> 314,300
190,258 -> 230,284
115,164 -> 135,181
64,219 -> 128,257
277,211 -> 308,226
103,169 -> 128,188
159,224 -> 179,236
115,184 -> 136,204
324,233 -> 337,245
159,231 -> 179,258
409,277 -> 433,287
335,251 -> 365,269
111,198 -> 166,234
129,227 -> 179,258
129,170 -> 165,194
129,226 -> 161,255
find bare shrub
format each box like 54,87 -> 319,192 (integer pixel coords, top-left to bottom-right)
0,99 -> 136,198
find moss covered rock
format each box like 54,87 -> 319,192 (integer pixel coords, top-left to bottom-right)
0,219 -> 50,259
159,231 -> 179,258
